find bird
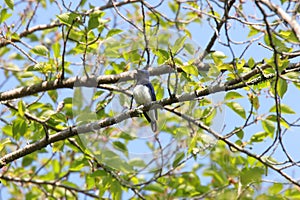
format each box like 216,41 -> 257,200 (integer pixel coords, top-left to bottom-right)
133,69 -> 158,132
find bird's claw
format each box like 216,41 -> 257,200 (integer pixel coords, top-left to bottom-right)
136,105 -> 144,114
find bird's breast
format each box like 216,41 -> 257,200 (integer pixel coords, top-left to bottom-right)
133,85 -> 152,105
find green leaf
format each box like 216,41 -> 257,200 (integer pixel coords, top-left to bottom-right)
106,29 -> 123,38
129,158 -> 146,168
226,102 -> 246,119
48,90 -> 58,102
112,141 -> 127,152
248,57 -> 255,68
248,93 -> 260,110
236,59 -> 245,70
203,169 -> 225,185
172,35 -> 187,53
248,26 -> 260,37
31,45 -> 49,56
266,114 -> 290,129
52,43 -> 61,58
235,128 -> 244,140
225,91 -> 244,100
184,43 -> 195,55
250,131 -> 268,143
268,183 -> 283,195
4,0 -> 14,10
57,12 -> 79,26
11,32 -> 19,40
269,104 -> 295,114
262,119 -> 275,136
69,158 -> 86,171
52,141 -> 65,152
22,155 -> 35,167
0,138 -> 11,152
181,64 -> 198,76
0,9 -> 12,24
12,118 -> 28,139
143,183 -> 165,193
277,78 -> 287,98
111,180 -> 122,200
240,167 -> 264,185
154,49 -> 169,65
18,100 -> 25,117
173,152 -> 185,167
88,16 -> 100,30
212,51 -> 226,59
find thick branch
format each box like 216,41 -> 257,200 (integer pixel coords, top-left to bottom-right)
1,64 -> 299,168
1,61 -> 299,101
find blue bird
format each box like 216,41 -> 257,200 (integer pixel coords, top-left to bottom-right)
133,70 -> 158,132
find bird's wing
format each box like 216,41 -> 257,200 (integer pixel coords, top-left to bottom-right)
145,83 -> 158,120
145,83 -> 156,101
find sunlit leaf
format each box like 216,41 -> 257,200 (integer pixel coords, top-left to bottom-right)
144,183 -> 165,193
4,0 -> 14,10
57,12 -> 79,26
250,131 -> 268,143
52,43 -> 61,58
106,29 -> 123,38
18,100 -> 25,117
262,119 -> 275,137
31,45 -> 49,57
269,104 -> 295,114
240,167 -> 264,185
0,9 -> 12,23
226,102 -> 246,119
248,57 -> 255,68
277,78 -> 287,98
225,91 -> 244,100
172,35 -> 187,53
181,64 -> 198,76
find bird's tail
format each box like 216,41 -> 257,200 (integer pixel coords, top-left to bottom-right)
151,121 -> 157,132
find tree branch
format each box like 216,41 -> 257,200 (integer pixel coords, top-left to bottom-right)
258,0 -> 300,42
1,61 -> 299,101
0,174 -> 99,199
1,62 -> 300,168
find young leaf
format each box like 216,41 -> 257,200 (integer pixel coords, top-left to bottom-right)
173,152 -> 185,167
172,35 -> 187,53
269,104 -> 295,114
262,119 -> 275,136
250,131 -> 268,143
31,45 -> 49,56
226,102 -> 246,119
248,57 -> 255,68
212,51 -> 226,59
277,78 -> 287,98
225,91 -> 244,100
18,100 -> 25,117
0,9 -> 12,24
248,93 -> 260,110
106,29 -> 123,38
181,64 -> 198,76
52,43 -> 61,58
240,167 -> 264,185
57,12 -> 79,26
5,0 -> 14,10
